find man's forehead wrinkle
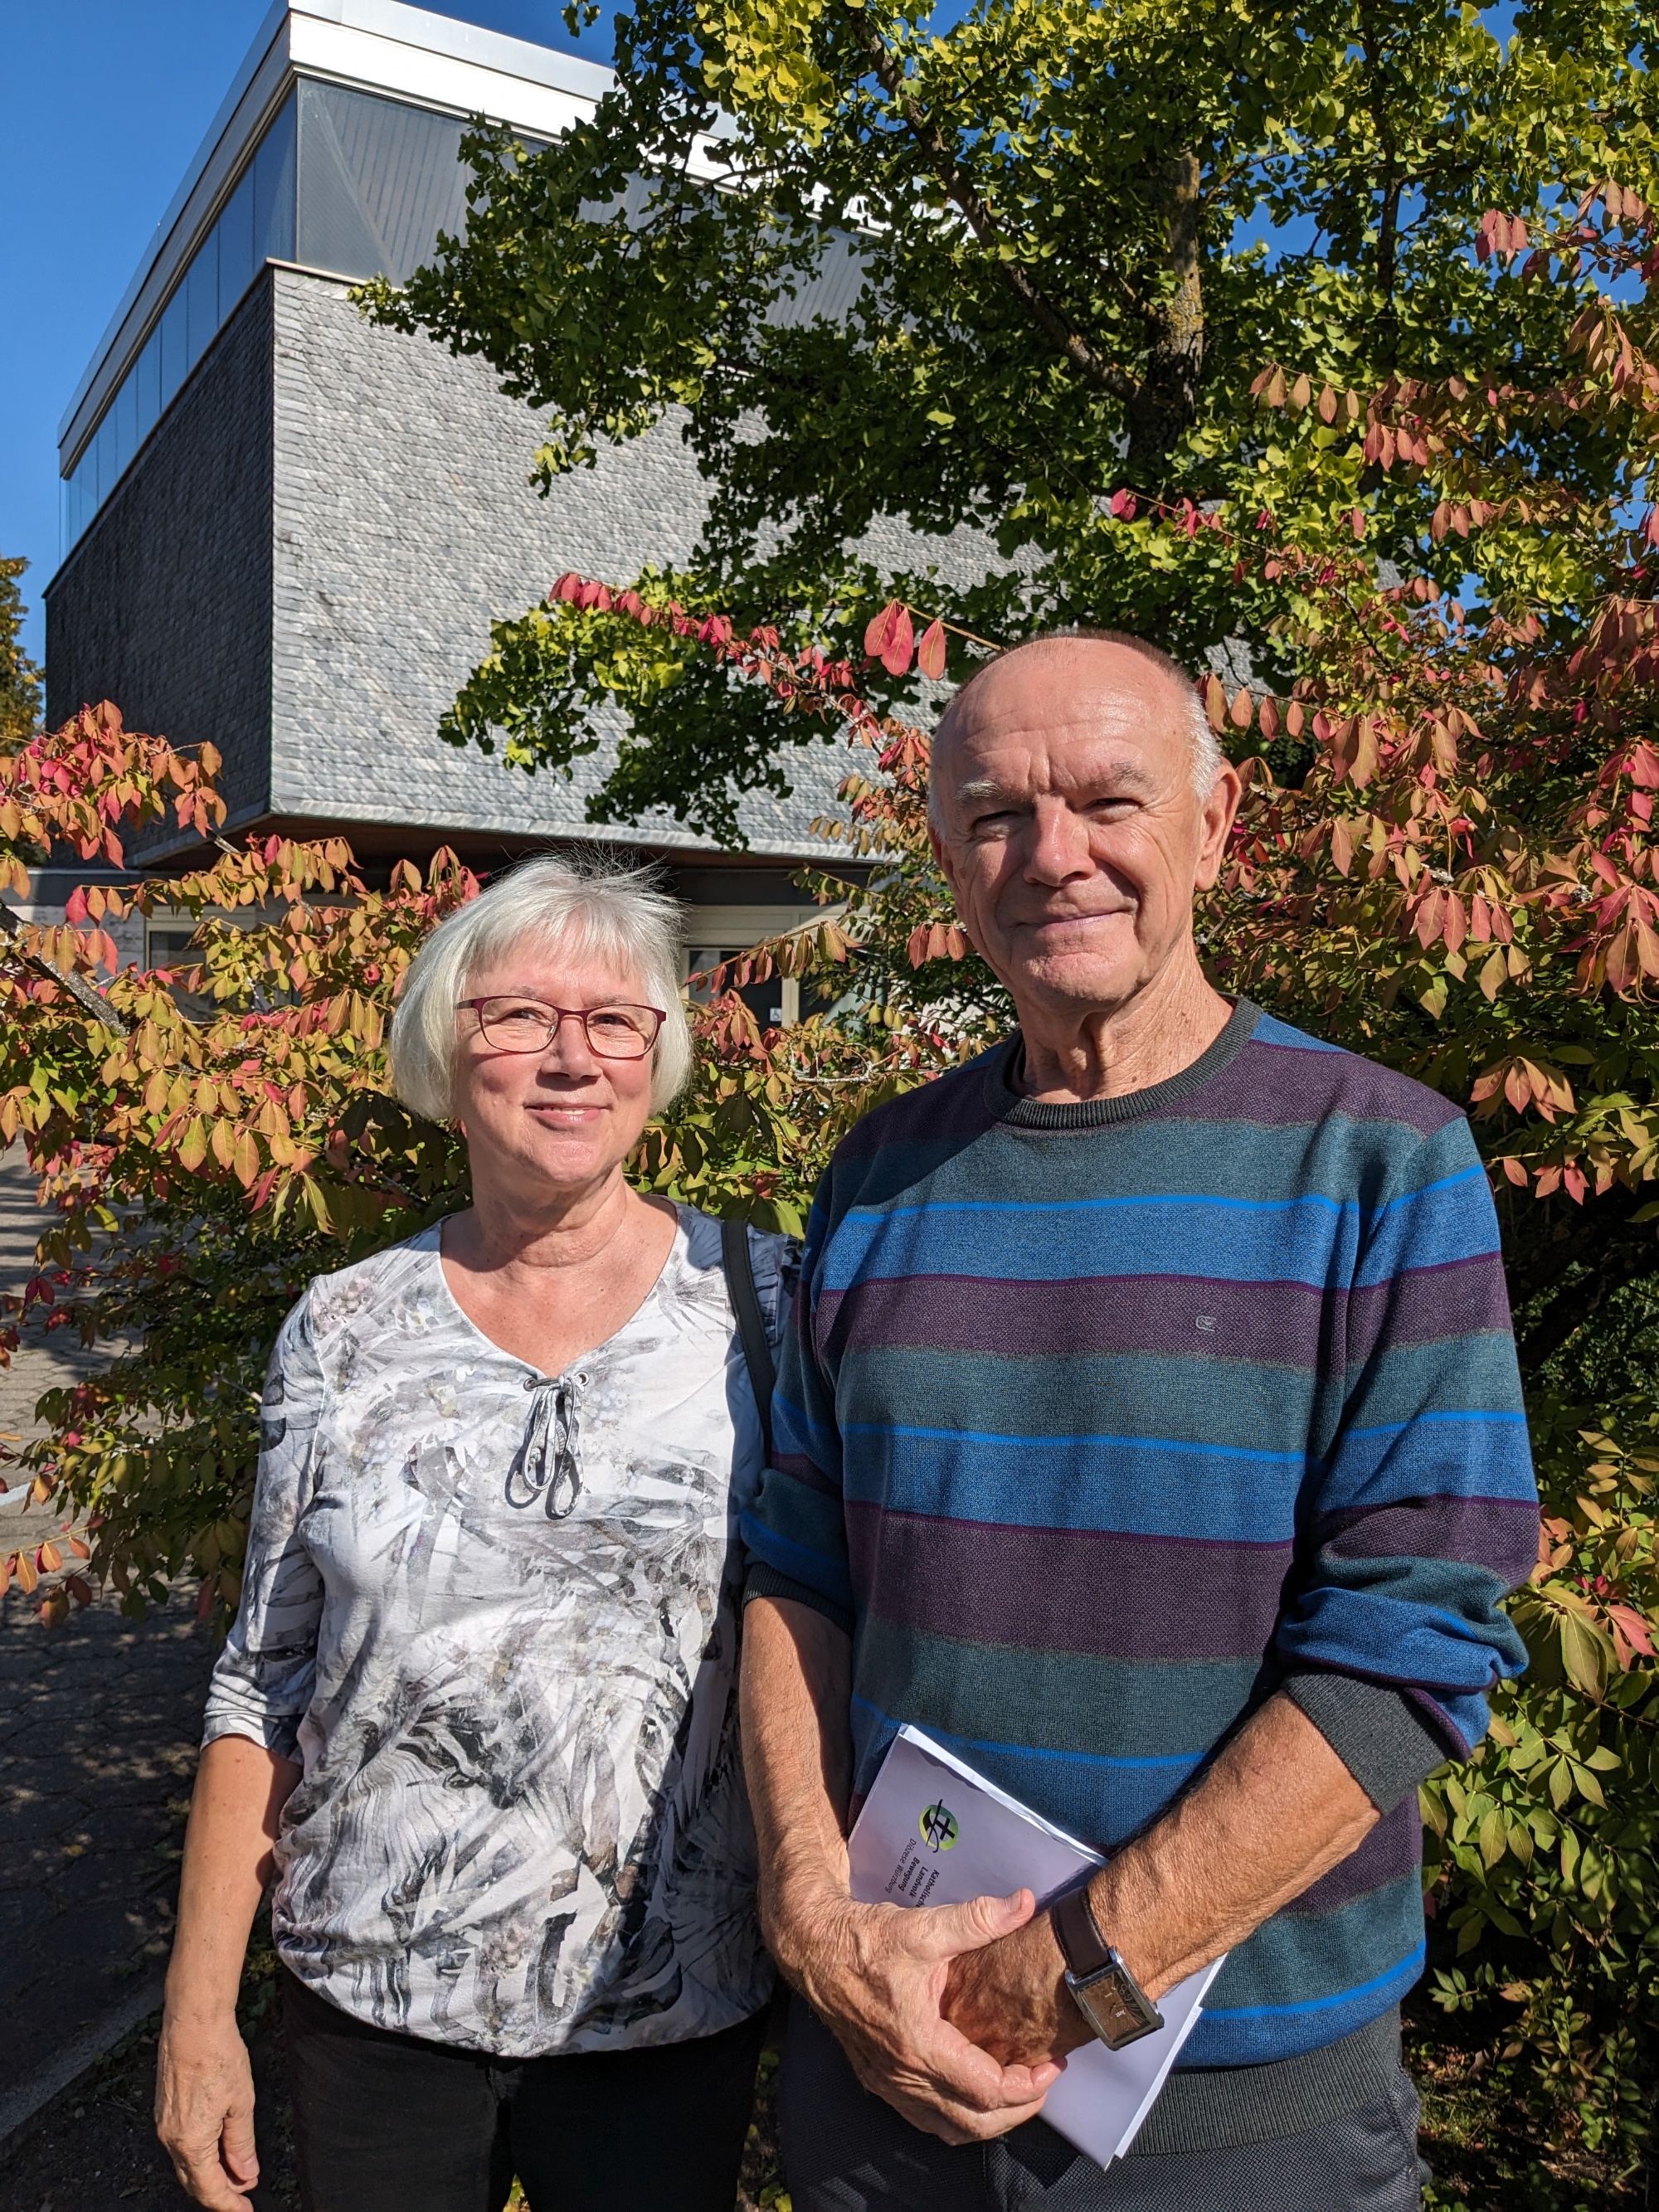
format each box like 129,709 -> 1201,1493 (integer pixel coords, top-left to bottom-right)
946,741 -> 1168,802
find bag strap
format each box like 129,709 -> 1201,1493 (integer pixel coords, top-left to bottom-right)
721,1216 -> 776,1466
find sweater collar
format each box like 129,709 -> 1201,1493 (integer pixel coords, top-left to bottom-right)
985,996 -> 1261,1130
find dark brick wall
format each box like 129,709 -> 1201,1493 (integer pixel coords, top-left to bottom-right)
45,276 -> 275,837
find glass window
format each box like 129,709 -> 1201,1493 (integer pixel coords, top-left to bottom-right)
217,164 -> 255,315
134,324 -> 162,444
61,94 -> 299,551
185,225 -> 219,369
112,367 -> 139,485
159,284 -> 188,410
297,79 -> 469,283
92,414 -> 114,508
254,94 -> 298,264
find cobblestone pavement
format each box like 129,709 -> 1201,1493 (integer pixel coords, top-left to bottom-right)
0,1147 -> 215,2146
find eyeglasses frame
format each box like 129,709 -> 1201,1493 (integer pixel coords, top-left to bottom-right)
456,995 -> 668,1062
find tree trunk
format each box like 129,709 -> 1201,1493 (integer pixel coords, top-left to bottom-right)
1126,149 -> 1204,471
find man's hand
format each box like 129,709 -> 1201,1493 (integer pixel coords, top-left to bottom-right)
154,2008 -> 260,2209
942,1903 -> 1092,2069
782,1883 -> 1067,2143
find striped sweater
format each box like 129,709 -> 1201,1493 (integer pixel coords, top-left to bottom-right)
744,1000 -> 1538,2071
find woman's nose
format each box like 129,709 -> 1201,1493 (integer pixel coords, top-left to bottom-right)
539,1012 -> 601,1070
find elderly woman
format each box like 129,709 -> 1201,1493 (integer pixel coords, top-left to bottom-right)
156,856 -> 793,2212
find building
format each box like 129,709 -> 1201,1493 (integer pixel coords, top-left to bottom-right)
43,0 -> 940,991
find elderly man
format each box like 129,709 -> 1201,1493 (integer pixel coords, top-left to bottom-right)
740,631 -> 1539,2211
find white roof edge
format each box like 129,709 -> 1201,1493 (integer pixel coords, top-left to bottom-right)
321,1 -> 615,103
58,0 -> 615,455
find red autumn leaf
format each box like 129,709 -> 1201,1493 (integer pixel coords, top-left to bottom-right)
1608,1603 -> 1655,1661
864,601 -> 903,659
1604,924 -> 1639,992
878,606 -> 915,677
917,619 -> 948,680
64,885 -> 89,925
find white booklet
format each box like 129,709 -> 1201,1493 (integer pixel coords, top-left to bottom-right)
846,1723 -> 1225,2167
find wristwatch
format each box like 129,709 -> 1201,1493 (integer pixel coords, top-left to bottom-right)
1050,1880 -> 1164,2050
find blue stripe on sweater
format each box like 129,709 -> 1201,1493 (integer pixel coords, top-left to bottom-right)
820,1176 -> 1495,1294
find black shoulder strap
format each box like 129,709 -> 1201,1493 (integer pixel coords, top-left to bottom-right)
721,1216 -> 776,1466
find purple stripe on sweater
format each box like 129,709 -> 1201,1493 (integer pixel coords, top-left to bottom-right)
818,1256 -> 1509,1371
1280,1798 -> 1423,1916
1344,1257 -> 1513,1367
1157,1040 -> 1459,1137
846,1502 -> 1295,1660
1312,1494 -> 1540,1578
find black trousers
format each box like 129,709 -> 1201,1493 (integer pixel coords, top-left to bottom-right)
780,1998 -> 1428,2212
280,1966 -> 770,2212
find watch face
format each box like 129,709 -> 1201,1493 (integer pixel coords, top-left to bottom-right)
1071,1968 -> 1162,2051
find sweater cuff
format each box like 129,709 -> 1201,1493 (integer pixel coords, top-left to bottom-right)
1282,1672 -> 1456,1816
744,1562 -> 854,1638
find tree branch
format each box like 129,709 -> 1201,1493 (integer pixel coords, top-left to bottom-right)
846,12 -> 1139,406
0,897 -> 129,1037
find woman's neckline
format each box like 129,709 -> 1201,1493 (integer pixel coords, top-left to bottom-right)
426,1202 -> 688,1381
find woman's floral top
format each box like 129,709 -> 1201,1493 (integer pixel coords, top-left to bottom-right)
203,1207 -> 793,2056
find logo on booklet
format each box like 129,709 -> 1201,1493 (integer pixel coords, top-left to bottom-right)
919,1801 -> 958,1852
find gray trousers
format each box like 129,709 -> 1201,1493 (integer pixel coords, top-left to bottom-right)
779,2001 -> 1428,2212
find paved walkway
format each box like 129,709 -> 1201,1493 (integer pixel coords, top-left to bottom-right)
0,1146 -> 215,2145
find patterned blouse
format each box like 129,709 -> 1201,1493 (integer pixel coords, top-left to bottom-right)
203,1207 -> 794,2057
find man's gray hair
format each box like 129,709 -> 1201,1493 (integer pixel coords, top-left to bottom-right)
390,852 -> 692,1121
927,627 -> 1226,825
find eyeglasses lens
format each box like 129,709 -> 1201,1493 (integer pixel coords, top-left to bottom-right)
476,999 -> 656,1058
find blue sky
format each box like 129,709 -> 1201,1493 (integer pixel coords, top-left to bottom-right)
0,2 -> 611,668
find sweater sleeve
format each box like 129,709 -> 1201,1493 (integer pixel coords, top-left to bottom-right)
201,1293 -> 326,1761
742,1180 -> 855,1634
1274,1113 -> 1539,1762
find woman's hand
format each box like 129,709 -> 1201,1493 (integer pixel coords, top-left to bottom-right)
154,2008 -> 260,2208
156,1738 -> 300,2205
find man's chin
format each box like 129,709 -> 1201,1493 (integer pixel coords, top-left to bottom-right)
1007,956 -> 1141,1013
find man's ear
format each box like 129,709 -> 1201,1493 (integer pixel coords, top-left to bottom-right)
1193,764 -> 1243,892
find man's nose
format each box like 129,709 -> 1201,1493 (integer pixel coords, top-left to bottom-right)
1023,798 -> 1093,882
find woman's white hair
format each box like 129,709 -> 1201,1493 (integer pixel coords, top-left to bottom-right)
389,851 -> 692,1121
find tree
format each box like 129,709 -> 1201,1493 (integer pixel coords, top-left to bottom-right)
0,557 -> 42,746
367,0 -> 1656,839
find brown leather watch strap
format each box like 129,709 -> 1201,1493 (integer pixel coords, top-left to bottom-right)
1051,1879 -> 1115,1979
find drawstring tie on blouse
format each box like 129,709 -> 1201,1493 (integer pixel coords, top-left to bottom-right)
506,1371 -> 586,1518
